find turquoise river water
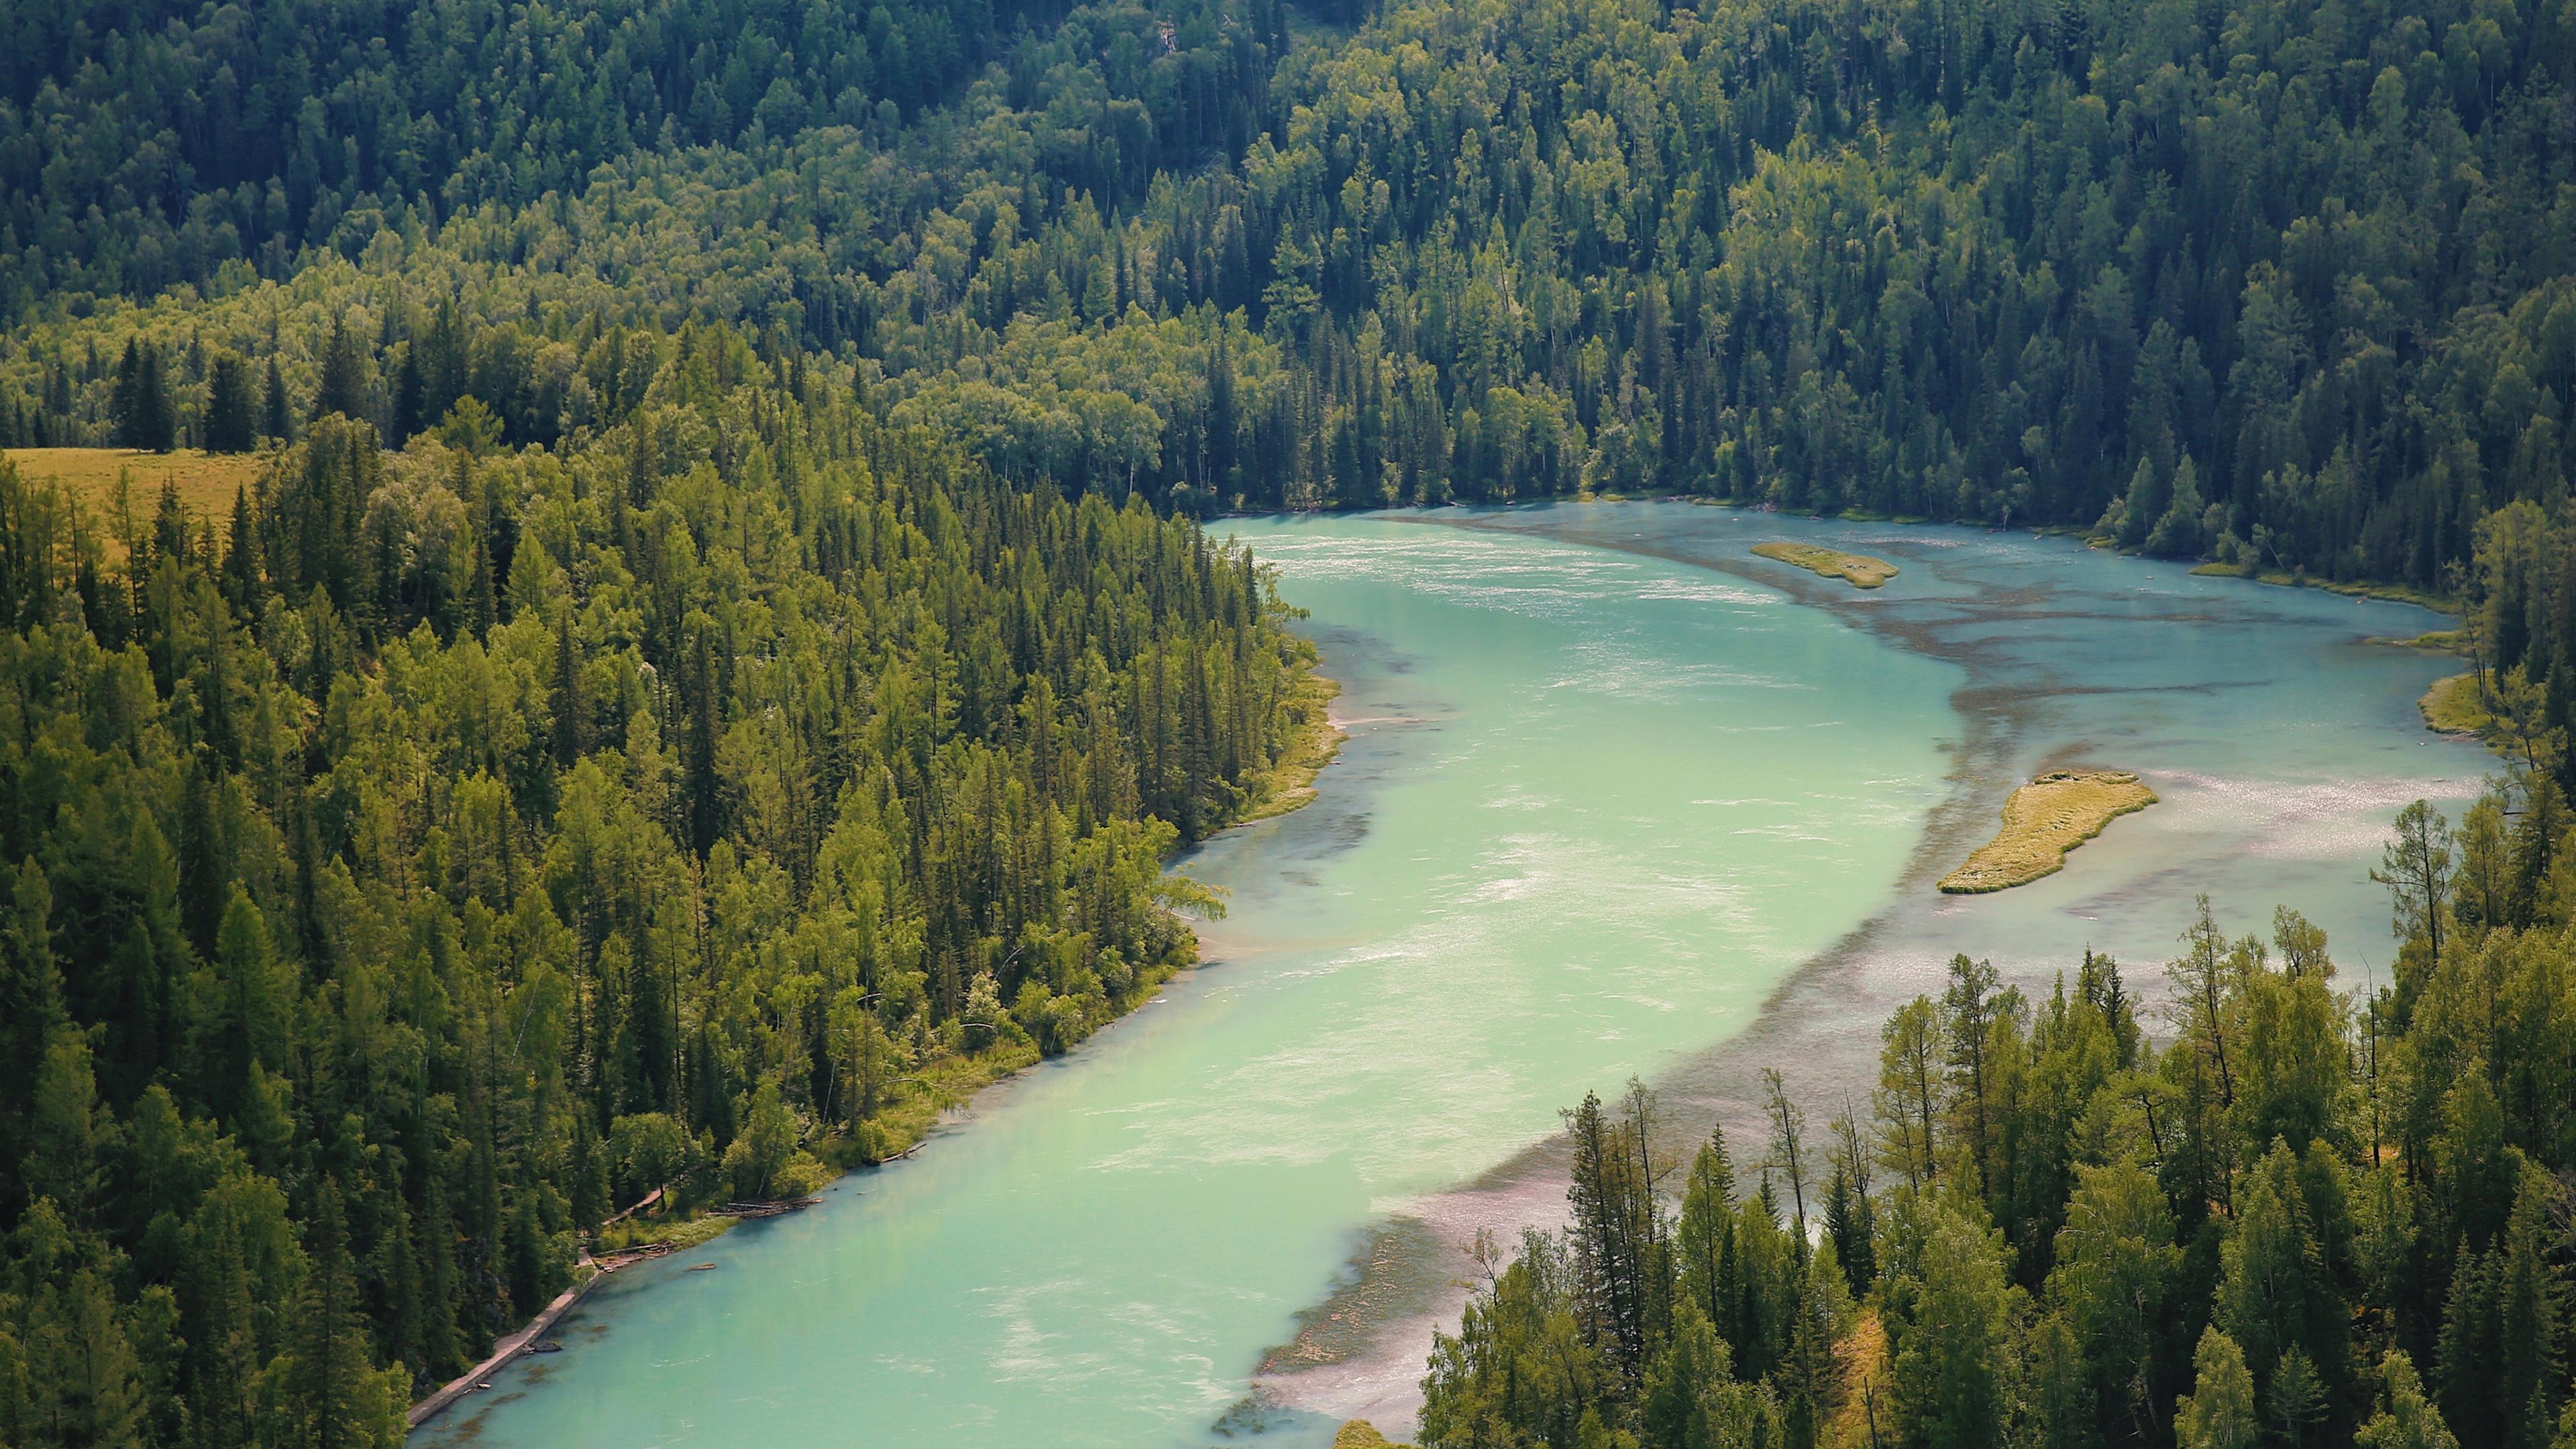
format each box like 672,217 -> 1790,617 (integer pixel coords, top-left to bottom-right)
415,504 -> 2487,1449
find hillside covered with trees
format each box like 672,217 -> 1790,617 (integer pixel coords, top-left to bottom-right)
3,0 -> 2568,745
1,0 -> 2573,1442
0,319 -> 1321,1441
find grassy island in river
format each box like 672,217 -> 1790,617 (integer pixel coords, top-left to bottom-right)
1751,541 -> 1900,589
1939,769 -> 2158,893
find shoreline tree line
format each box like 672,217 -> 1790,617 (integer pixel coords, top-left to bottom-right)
1419,765 -> 2576,1448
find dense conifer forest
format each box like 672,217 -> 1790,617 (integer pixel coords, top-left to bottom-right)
0,321 -> 1320,1440
1,0 -> 2567,734
1,0 -> 2573,1442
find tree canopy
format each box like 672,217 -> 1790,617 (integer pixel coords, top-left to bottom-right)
0,319 -> 1321,1440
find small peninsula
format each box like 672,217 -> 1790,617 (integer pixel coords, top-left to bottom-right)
1232,667 -> 1346,826
1751,541 -> 1899,588
1939,769 -> 2158,894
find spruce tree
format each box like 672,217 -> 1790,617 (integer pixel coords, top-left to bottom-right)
111,339 -> 143,445
262,355 -> 292,441
223,484 -> 263,612
553,616 -> 589,767
292,1180 -> 403,1449
205,351 -> 258,452
311,319 -> 371,428
2495,1169 -> 2565,1449
684,629 -> 722,857
113,338 -> 176,451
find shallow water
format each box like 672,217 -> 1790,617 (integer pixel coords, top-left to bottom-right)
416,504 -> 2485,1449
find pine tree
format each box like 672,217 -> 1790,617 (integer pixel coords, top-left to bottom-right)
2496,1169 -> 2565,1449
1,862 -> 67,1205
22,1031 -> 102,1220
213,887 -> 293,1121
553,615 -> 588,767
262,356 -> 293,441
2266,1347 -> 2328,1448
2218,1145 -> 2341,1407
418,1175 -> 462,1381
206,351 -> 259,452
684,629 -> 722,857
290,1179 -> 405,1449
2051,1160 -> 2184,1440
2148,456 -> 2210,558
177,758 -> 229,959
312,319 -> 371,429
28,1260 -> 145,1447
113,338 -> 176,451
419,297 -> 468,428
1778,1242 -> 1843,1448
1825,1110 -> 1876,1295
1564,1086 -> 1666,1387
1638,1297 -> 1729,1449
190,1209 -> 262,1449
390,347 -> 425,444
2024,1311 -> 2096,1449
1890,1199 -> 2015,1449
223,484 -> 264,612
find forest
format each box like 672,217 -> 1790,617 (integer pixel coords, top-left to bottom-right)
1421,779 -> 2576,1449
1,0 -> 2573,1441
2,0 -> 2567,743
0,318 -> 1322,1441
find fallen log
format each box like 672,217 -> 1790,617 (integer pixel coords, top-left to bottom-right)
409,1256 -> 621,1428
708,1197 -> 822,1218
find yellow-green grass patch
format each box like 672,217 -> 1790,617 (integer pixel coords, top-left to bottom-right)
1333,1423 -> 1416,1449
2418,672 -> 2492,736
592,1213 -> 735,1255
2369,629 -> 2463,651
2188,559 -> 2457,612
6,447 -> 269,557
1752,540 -> 1899,589
1939,769 -> 2157,894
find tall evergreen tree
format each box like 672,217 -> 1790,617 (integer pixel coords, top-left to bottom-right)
262,356 -> 292,443
113,338 -> 176,451
205,351 -> 258,453
311,321 -> 370,429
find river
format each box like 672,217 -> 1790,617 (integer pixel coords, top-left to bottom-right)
413,504 -> 2486,1448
